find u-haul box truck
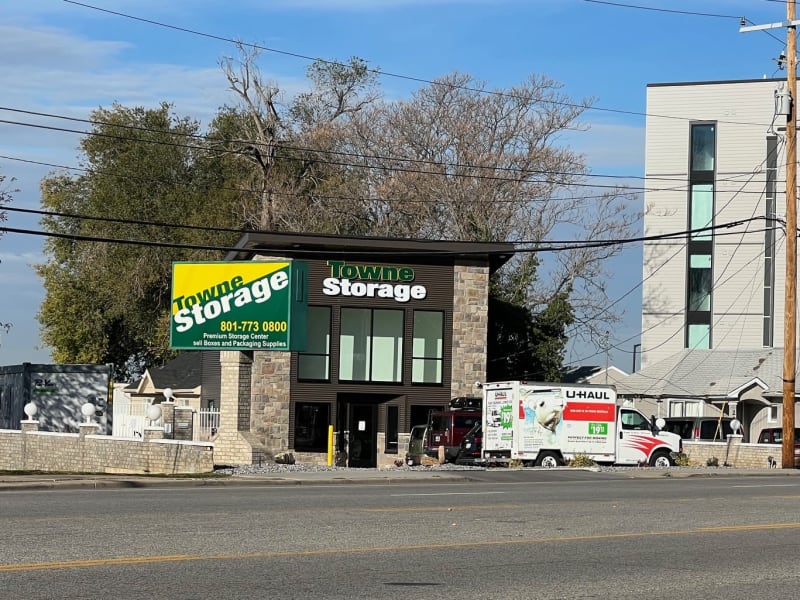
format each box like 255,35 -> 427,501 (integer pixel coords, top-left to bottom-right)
482,381 -> 681,467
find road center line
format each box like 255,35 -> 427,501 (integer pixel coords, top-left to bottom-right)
389,491 -> 506,497
4,521 -> 800,573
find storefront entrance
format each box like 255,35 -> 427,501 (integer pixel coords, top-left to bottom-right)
344,403 -> 377,468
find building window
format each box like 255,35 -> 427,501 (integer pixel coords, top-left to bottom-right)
298,306 -> 331,381
412,310 -> 444,384
691,124 -> 715,172
768,404 -> 779,424
668,400 -> 702,417
690,184 -> 713,240
688,254 -> 712,311
687,324 -> 710,349
686,122 -> 715,349
339,308 -> 403,382
294,402 -> 330,452
385,405 -> 399,454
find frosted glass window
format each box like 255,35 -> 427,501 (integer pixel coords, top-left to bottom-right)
298,306 -> 330,380
690,184 -> 713,240
339,308 -> 372,381
412,311 -> 444,384
688,324 -> 710,349
371,310 -> 403,382
339,308 -> 403,383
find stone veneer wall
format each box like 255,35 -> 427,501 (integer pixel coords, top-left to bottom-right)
0,428 -> 213,474
214,351 -> 266,466
684,436 -> 790,468
251,351 -> 292,456
451,262 -> 490,398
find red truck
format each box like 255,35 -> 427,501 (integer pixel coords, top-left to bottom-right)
406,397 -> 481,464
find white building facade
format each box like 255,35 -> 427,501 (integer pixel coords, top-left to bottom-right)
643,78 -> 789,370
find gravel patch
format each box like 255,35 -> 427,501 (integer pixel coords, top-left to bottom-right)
217,462 -> 776,476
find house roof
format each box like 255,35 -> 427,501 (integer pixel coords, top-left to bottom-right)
616,348 -> 785,399
224,231 -> 516,273
125,352 -> 203,393
562,365 -> 628,385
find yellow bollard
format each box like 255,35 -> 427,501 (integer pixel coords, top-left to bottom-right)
327,425 -> 334,467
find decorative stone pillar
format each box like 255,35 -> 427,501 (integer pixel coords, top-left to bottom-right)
160,401 -> 175,438
214,351 -> 267,465
724,434 -> 743,467
143,427 -> 164,442
173,406 -> 194,441
20,420 -> 39,433
452,262 -> 490,398
251,351 -> 292,456
79,423 -> 99,439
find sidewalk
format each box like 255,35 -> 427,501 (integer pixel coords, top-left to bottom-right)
0,465 -> 798,491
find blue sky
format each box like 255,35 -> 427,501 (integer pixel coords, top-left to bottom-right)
0,0 -> 790,372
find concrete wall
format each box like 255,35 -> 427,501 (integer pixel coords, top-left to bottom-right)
0,424 -> 214,475
683,435 -> 786,468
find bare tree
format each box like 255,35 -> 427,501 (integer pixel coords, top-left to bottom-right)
220,45 -> 379,233
220,42 -> 284,230
343,72 -> 638,341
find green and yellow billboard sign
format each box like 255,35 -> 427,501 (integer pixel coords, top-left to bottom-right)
170,261 -> 307,351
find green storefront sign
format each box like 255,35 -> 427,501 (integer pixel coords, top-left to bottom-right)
170,261 -> 308,351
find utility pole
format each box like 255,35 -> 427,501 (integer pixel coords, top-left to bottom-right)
742,1 -> 798,468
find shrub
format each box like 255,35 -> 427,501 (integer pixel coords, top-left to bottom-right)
508,459 -> 523,469
568,453 -> 597,468
672,452 -> 691,467
706,456 -> 719,467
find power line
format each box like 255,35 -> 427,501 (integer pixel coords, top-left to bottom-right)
0,116 -> 777,196
61,0 -> 786,128
1,214 -> 773,255
584,0 -> 785,45
0,153 -> 642,205
0,105 -> 674,185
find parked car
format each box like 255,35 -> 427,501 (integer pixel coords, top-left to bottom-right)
455,422 -> 483,465
757,427 -> 800,466
660,416 -> 736,442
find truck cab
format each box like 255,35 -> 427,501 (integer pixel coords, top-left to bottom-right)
405,397 -> 481,465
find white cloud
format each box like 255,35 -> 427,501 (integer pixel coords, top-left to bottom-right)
566,120 -> 645,172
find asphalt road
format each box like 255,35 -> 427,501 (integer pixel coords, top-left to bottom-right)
2,473 -> 800,599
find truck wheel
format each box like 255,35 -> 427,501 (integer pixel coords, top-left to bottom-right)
536,451 -> 562,468
649,451 -> 673,468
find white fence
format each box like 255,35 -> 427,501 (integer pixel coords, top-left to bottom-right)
197,408 -> 220,441
112,390 -> 149,439
112,388 -> 219,441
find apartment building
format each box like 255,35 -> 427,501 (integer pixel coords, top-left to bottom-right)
619,78 -> 799,438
